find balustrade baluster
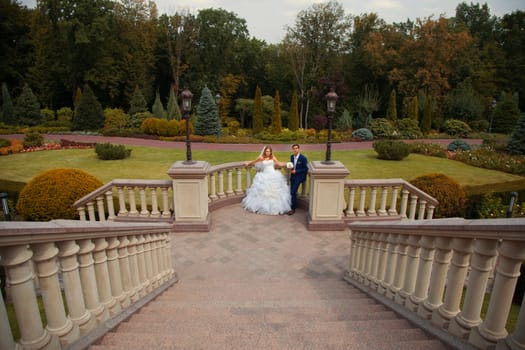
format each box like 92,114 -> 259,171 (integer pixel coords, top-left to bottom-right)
348,230 -> 359,277
32,242 -> 79,345
450,239 -> 498,339
92,238 -> 119,316
378,186 -> 388,216
432,238 -> 473,329
388,186 -> 400,216
127,235 -> 142,300
245,167 -> 252,188
77,206 -> 87,221
408,194 -> 418,220
235,167 -> 243,194
150,234 -> 161,288
128,187 -> 138,216
345,186 -> 356,217
398,235 -> 421,306
105,190 -> 116,220
117,236 -> 135,302
399,189 -> 409,218
143,234 -> 155,288
375,233 -> 389,293
380,234 -> 398,296
217,170 -> 225,198
367,187 -> 378,216
117,186 -> 128,216
355,232 -> 366,283
368,233 -> 382,290
417,200 -> 427,220
139,188 -> 149,217
392,235 -> 409,303
96,196 -> 106,221
226,168 -> 234,195
154,234 -> 165,283
150,187 -> 160,217
105,237 -> 127,309
87,201 -> 96,221
426,205 -> 435,219
418,237 -> 453,319
209,173 -> 218,200
165,233 -> 176,279
0,245 -> 56,349
77,239 -> 108,323
470,241 -> 525,349
161,187 -> 171,217
0,288 -> 16,350
136,235 -> 150,292
407,236 -> 435,311
363,233 -> 375,286
57,240 -> 95,334
357,186 -> 366,216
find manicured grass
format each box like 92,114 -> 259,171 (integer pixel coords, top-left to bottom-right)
0,146 -> 523,188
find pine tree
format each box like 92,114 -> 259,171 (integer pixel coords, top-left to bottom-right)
252,86 -> 263,134
71,84 -> 105,131
507,113 -> 525,155
1,83 -> 15,125
420,97 -> 432,134
493,93 -> 520,134
166,86 -> 181,120
14,84 -> 41,126
386,89 -> 397,122
129,86 -> 147,116
288,91 -> 299,131
195,86 -> 221,136
408,96 -> 419,121
271,90 -> 282,135
152,90 -> 166,119
74,87 -> 82,110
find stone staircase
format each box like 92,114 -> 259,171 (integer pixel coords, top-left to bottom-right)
88,278 -> 449,350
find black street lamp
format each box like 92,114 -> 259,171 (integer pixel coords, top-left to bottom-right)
324,88 -> 338,164
181,88 -> 194,164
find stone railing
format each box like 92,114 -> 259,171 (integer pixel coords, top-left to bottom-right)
345,218 -> 525,350
74,179 -> 173,222
343,179 -> 438,221
0,220 -> 176,350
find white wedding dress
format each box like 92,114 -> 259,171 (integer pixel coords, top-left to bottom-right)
242,160 -> 292,215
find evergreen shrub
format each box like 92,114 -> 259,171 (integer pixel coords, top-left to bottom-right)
410,173 -> 467,218
396,119 -> 422,139
369,118 -> 396,138
443,119 -> 471,137
95,143 -> 131,160
410,142 -> 447,158
0,138 -> 10,148
372,140 -> 411,160
16,169 -> 103,221
352,128 -> 373,141
447,139 -> 472,152
22,132 -> 44,148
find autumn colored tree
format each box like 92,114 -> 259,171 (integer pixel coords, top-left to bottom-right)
252,86 -> 263,134
271,90 -> 282,135
288,91 -> 299,131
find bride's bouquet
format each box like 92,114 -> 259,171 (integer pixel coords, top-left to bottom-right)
286,162 -> 294,169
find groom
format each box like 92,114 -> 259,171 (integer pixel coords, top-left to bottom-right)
288,144 -> 308,215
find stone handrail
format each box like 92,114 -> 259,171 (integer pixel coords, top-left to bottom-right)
74,179 -> 173,222
343,178 -> 438,221
345,218 -> 525,350
0,220 -> 176,350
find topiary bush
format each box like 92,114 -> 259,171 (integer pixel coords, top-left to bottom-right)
372,140 -> 411,160
16,169 -> 103,221
95,143 -> 131,160
443,119 -> 472,137
410,173 -> 467,218
447,139 -> 472,152
395,118 -> 422,139
369,118 -> 397,138
352,128 -> 373,141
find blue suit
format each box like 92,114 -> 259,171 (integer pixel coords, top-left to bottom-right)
290,153 -> 308,210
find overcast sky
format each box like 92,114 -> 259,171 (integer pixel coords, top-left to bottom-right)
19,0 -> 524,44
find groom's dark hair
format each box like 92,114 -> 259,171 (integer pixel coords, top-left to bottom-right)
292,143 -> 300,148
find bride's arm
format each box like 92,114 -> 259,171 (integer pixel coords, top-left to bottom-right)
272,156 -> 286,168
245,156 -> 262,166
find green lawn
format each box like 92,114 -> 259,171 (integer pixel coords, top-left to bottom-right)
0,146 -> 523,189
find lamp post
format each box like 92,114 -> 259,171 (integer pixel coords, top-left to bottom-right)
181,88 -> 193,164
324,88 -> 338,164
488,98 -> 497,135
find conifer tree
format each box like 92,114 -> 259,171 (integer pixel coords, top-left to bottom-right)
14,84 -> 41,126
386,89 -> 397,122
1,83 -> 15,125
252,86 -> 263,134
129,86 -> 147,116
195,86 -> 221,136
74,87 -> 82,109
408,96 -> 419,121
288,91 -> 299,131
71,84 -> 104,131
492,92 -> 520,134
271,90 -> 282,135
166,87 -> 181,120
420,98 -> 432,134
507,113 -> 525,155
152,90 -> 166,119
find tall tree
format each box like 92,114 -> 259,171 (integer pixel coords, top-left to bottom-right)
166,86 -> 181,120
14,84 -> 41,126
152,90 -> 166,119
129,86 -> 148,115
500,11 -> 525,110
71,84 -> 104,131
195,86 -> 221,136
288,91 -> 299,131
271,90 -> 282,135
386,89 -> 397,122
507,113 -> 525,155
421,97 -> 432,134
1,83 -> 15,125
252,86 -> 263,134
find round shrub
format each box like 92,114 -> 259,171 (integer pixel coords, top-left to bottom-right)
395,118 -> 422,139
23,131 -> 44,148
373,140 -> 411,160
447,139 -> 472,152
369,118 -> 397,138
104,108 -> 129,130
95,143 -> 131,160
443,119 -> 471,137
410,173 -> 467,218
352,128 -> 373,141
16,169 -> 103,221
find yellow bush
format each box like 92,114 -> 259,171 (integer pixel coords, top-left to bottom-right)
16,169 -> 103,221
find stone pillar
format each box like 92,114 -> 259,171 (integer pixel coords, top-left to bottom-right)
0,284 -> 16,350
168,160 -> 211,232
92,238 -> 119,316
406,236 -> 435,311
307,161 -> 349,231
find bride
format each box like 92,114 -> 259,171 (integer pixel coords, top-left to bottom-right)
242,145 -> 292,215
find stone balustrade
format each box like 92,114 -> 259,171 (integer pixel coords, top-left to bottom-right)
0,220 -> 176,350
345,218 -> 525,350
343,178 -> 438,221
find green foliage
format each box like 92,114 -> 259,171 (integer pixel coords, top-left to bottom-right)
410,142 -> 447,158
195,86 -> 221,136
410,173 -> 467,218
443,119 -> 471,137
15,84 -> 41,126
507,113 -> 525,155
1,83 -> 15,125
166,87 -> 181,121
71,85 -> 104,131
492,92 -> 520,134
447,139 -> 472,152
103,108 -> 129,130
129,111 -> 153,129
352,128 -> 373,141
369,118 -> 396,138
372,140 -> 411,160
129,86 -> 148,116
252,86 -> 264,134
57,107 -> 73,122
40,108 -> 55,122
271,90 -> 282,135
16,168 -> 103,221
421,98 -> 432,134
0,138 -> 10,148
396,118 -> 422,139
152,91 -> 167,119
22,132 -> 44,148
455,147 -> 525,176
386,89 -> 397,122
408,96 -> 418,121
288,91 -> 299,131
95,143 -> 132,160
444,79 -> 484,122
335,108 -> 353,131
